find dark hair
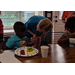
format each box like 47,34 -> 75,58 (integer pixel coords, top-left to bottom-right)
65,17 -> 75,31
13,21 -> 25,31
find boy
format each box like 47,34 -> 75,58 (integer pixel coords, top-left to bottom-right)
3,21 -> 36,50
58,17 -> 75,44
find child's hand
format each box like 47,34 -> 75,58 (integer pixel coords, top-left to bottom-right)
70,32 -> 75,38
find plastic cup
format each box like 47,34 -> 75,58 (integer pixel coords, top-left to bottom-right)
41,46 -> 49,58
69,38 -> 75,47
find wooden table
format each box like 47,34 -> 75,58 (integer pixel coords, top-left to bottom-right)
1,44 -> 75,63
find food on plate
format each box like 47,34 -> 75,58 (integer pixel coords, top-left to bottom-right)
27,47 -> 36,55
20,50 -> 25,55
27,48 -> 34,52
15,47 -> 38,56
27,50 -> 36,55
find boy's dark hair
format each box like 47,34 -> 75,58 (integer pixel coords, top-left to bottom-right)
65,17 -> 75,30
13,21 -> 25,31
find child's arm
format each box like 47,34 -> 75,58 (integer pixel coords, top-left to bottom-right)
3,37 -> 15,50
3,45 -> 10,50
58,35 -> 69,44
58,32 -> 75,44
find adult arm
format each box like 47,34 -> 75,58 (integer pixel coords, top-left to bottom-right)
28,30 -> 36,36
27,36 -> 37,46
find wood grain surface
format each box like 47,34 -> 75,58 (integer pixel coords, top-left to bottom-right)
1,44 -> 75,63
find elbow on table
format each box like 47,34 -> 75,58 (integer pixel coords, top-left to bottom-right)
57,39 -> 69,45
57,40 -> 61,44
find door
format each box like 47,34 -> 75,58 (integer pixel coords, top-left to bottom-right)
53,11 -> 65,32
52,11 -> 65,44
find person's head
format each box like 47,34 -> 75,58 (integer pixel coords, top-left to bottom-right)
13,21 -> 26,38
36,19 -> 52,34
65,17 -> 75,33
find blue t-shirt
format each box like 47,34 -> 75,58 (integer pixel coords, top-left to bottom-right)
6,34 -> 27,49
25,16 -> 47,37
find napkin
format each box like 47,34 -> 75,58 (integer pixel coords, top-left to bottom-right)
0,51 -> 21,63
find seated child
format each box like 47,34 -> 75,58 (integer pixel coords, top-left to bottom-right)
58,17 -> 75,44
3,21 -> 36,50
0,19 -> 3,50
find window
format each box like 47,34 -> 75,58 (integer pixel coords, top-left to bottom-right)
0,11 -> 19,30
59,11 -> 63,19
20,11 -> 43,23
0,11 -> 43,30
0,11 -> 43,36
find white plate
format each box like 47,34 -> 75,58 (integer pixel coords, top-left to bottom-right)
14,47 -> 39,57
